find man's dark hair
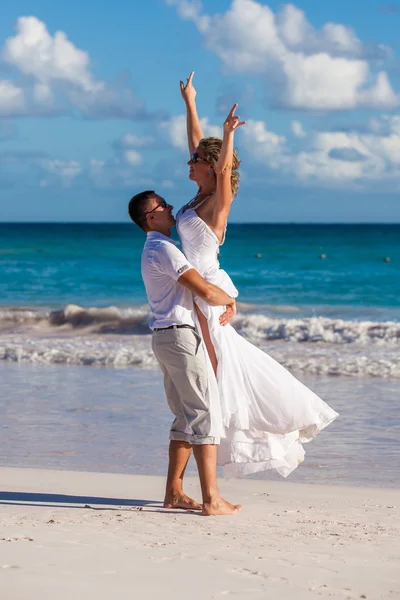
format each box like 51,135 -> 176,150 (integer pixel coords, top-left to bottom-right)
128,190 -> 156,231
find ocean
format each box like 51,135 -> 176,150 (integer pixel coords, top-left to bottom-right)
1,223 -> 399,377
1,223 -> 399,486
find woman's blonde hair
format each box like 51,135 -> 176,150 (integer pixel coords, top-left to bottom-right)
199,137 -> 240,197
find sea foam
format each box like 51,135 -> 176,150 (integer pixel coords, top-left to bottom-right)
1,335 -> 398,377
1,304 -> 399,345
1,304 -> 399,377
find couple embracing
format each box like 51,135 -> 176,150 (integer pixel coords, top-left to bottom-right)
128,73 -> 338,516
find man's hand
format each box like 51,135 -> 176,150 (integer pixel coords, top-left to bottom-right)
219,300 -> 236,326
223,103 -> 246,135
180,71 -> 196,105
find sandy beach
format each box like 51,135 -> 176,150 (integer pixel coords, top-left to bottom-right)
1,467 -> 399,600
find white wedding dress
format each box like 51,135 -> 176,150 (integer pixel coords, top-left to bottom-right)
176,204 -> 339,478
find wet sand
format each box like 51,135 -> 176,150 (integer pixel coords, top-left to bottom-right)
1,362 -> 399,487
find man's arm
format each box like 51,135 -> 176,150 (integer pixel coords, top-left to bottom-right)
178,268 -> 234,308
154,243 -> 236,326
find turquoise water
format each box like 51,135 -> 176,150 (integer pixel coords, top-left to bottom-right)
1,223 -> 399,319
1,223 -> 399,377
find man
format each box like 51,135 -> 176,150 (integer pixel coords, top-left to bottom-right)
128,190 -> 242,516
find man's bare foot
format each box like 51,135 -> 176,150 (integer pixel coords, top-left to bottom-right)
202,496 -> 243,516
163,492 -> 202,511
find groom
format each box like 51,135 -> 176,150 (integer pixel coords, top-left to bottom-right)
128,190 -> 242,516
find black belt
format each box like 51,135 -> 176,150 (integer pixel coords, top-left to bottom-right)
153,324 -> 196,332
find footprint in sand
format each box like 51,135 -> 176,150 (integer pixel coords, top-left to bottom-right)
229,567 -> 288,583
1,537 -> 33,542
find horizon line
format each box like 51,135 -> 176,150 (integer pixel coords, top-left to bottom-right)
1,221 -> 399,226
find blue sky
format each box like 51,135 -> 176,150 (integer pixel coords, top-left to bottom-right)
1,0 -> 400,222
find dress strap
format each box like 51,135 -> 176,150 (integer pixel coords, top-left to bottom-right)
183,192 -> 213,213
194,194 -> 213,209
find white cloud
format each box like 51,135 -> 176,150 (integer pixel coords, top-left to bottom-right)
240,115 -> 400,187
116,133 -> 155,148
1,16 -> 158,119
161,115 -> 187,150
291,120 -> 306,138
33,83 -> 53,105
281,53 -> 369,110
277,4 -> 312,50
88,158 -> 154,190
37,154 -> 145,190
121,133 -> 153,147
167,0 -> 398,110
40,159 -> 82,185
3,17 -> 100,92
165,0 -> 210,31
277,4 -> 364,57
109,133 -> 154,167
0,80 -> 25,116
200,0 -> 284,73
87,149 -> 149,189
1,149 -> 181,194
358,71 -> 398,109
242,120 -> 287,170
161,179 -> 174,188
68,86 -> 151,119
124,149 -> 143,166
89,159 -> 105,176
322,22 -> 361,55
160,114 -> 222,150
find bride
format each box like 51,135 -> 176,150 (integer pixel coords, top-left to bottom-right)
176,72 -> 338,477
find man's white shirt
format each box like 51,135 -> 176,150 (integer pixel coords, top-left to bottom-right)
141,231 -> 195,330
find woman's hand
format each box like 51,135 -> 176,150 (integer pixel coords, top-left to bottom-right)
223,104 -> 246,135
219,300 -> 237,326
180,71 -> 196,105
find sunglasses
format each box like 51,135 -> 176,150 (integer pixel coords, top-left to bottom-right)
143,199 -> 168,217
189,151 -> 208,164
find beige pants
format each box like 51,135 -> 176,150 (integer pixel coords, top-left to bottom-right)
152,327 -> 220,445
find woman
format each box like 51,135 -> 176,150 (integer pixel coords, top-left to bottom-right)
176,72 -> 338,477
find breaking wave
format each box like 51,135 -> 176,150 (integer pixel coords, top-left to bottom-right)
233,314 -> 400,346
1,304 -> 399,377
1,304 -> 400,345
0,304 -> 150,334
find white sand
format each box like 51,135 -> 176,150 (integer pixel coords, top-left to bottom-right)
0,467 -> 399,600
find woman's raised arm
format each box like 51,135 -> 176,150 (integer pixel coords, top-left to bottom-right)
180,71 -> 204,156
214,104 -> 246,218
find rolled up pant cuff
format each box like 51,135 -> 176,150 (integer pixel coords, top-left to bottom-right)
169,432 -> 220,445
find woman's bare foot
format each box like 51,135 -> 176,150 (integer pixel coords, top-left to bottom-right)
164,492 -> 202,511
202,496 -> 243,516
